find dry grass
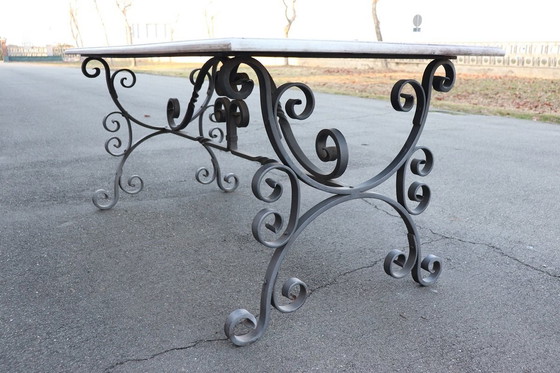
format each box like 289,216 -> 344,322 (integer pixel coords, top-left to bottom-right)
133,62 -> 560,124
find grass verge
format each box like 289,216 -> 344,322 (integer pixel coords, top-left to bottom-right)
127,62 -> 560,124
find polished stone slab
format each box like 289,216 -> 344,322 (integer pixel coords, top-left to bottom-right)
66,37 -> 505,59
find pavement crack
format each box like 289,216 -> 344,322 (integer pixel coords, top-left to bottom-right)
310,258 -> 384,294
104,337 -> 227,372
359,198 -> 559,279
360,197 -> 397,218
428,229 -> 560,279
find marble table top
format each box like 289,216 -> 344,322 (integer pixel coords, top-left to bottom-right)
66,38 -> 505,59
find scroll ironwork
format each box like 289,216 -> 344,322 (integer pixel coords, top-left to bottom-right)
79,55 -> 454,346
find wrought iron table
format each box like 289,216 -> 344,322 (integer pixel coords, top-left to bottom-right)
66,38 -> 504,346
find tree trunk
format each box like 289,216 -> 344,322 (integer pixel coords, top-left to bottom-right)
371,0 -> 383,41
371,0 -> 388,68
93,0 -> 110,45
115,0 -> 135,65
283,0 -> 297,65
69,1 -> 83,48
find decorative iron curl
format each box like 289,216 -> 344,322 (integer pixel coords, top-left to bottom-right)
194,163 -> 215,185
274,83 -> 349,182
195,103 -> 225,144
421,59 -> 456,122
102,112 -> 132,157
390,59 -> 455,126
397,146 -> 434,215
342,59 -> 454,191
91,130 -> 165,210
212,97 -> 230,123
195,164 -> 239,192
92,188 -> 118,210
208,126 -> 225,143
119,174 -> 144,195
224,308 -> 258,346
383,233 -> 418,280
391,78 -> 427,126
92,174 -> 144,210
228,99 -> 250,128
272,277 -> 308,313
275,83 -> 314,121
166,60 -> 220,131
224,275 -> 308,347
361,193 -> 442,286
215,59 -> 255,100
81,57 -> 164,131
195,139 -> 239,192
413,253 -> 442,286
423,59 -> 456,94
251,162 -> 300,248
111,68 -> 136,90
207,56 -> 355,194
81,56 -> 104,79
226,161 -> 306,346
208,96 -> 250,150
383,237 -> 442,286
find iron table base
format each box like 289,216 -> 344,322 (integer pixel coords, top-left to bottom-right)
81,55 -> 452,346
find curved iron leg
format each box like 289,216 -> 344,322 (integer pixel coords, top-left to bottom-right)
93,130 -> 166,210
224,240 -> 307,346
225,190 -> 441,345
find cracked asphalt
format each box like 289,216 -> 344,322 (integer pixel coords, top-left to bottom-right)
1,63 -> 559,372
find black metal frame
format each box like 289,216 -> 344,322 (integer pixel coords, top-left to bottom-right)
80,55 -> 455,346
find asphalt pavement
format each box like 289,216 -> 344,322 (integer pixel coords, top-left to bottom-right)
1,62 -> 559,372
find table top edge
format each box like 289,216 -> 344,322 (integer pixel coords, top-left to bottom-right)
65,38 -> 506,58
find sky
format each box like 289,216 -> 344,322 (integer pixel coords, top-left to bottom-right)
1,0 -> 559,46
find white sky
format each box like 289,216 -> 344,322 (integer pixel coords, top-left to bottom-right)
2,0 -> 559,46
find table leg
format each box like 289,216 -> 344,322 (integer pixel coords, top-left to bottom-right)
81,57 -> 239,209
80,55 -> 454,346
217,56 -> 453,345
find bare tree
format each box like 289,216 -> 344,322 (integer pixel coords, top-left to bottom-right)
204,0 -> 218,38
371,0 -> 383,41
115,0 -> 134,65
371,0 -> 388,68
169,13 -> 181,41
1,38 -> 8,61
69,0 -> 84,47
283,0 -> 297,38
93,0 -> 110,45
115,0 -> 133,45
282,0 -> 297,65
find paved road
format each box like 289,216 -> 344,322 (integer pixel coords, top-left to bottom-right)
1,62 -> 559,372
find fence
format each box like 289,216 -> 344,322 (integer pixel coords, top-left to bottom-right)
2,40 -> 559,72
456,41 -> 560,68
294,41 -> 560,78
1,41 -> 70,62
